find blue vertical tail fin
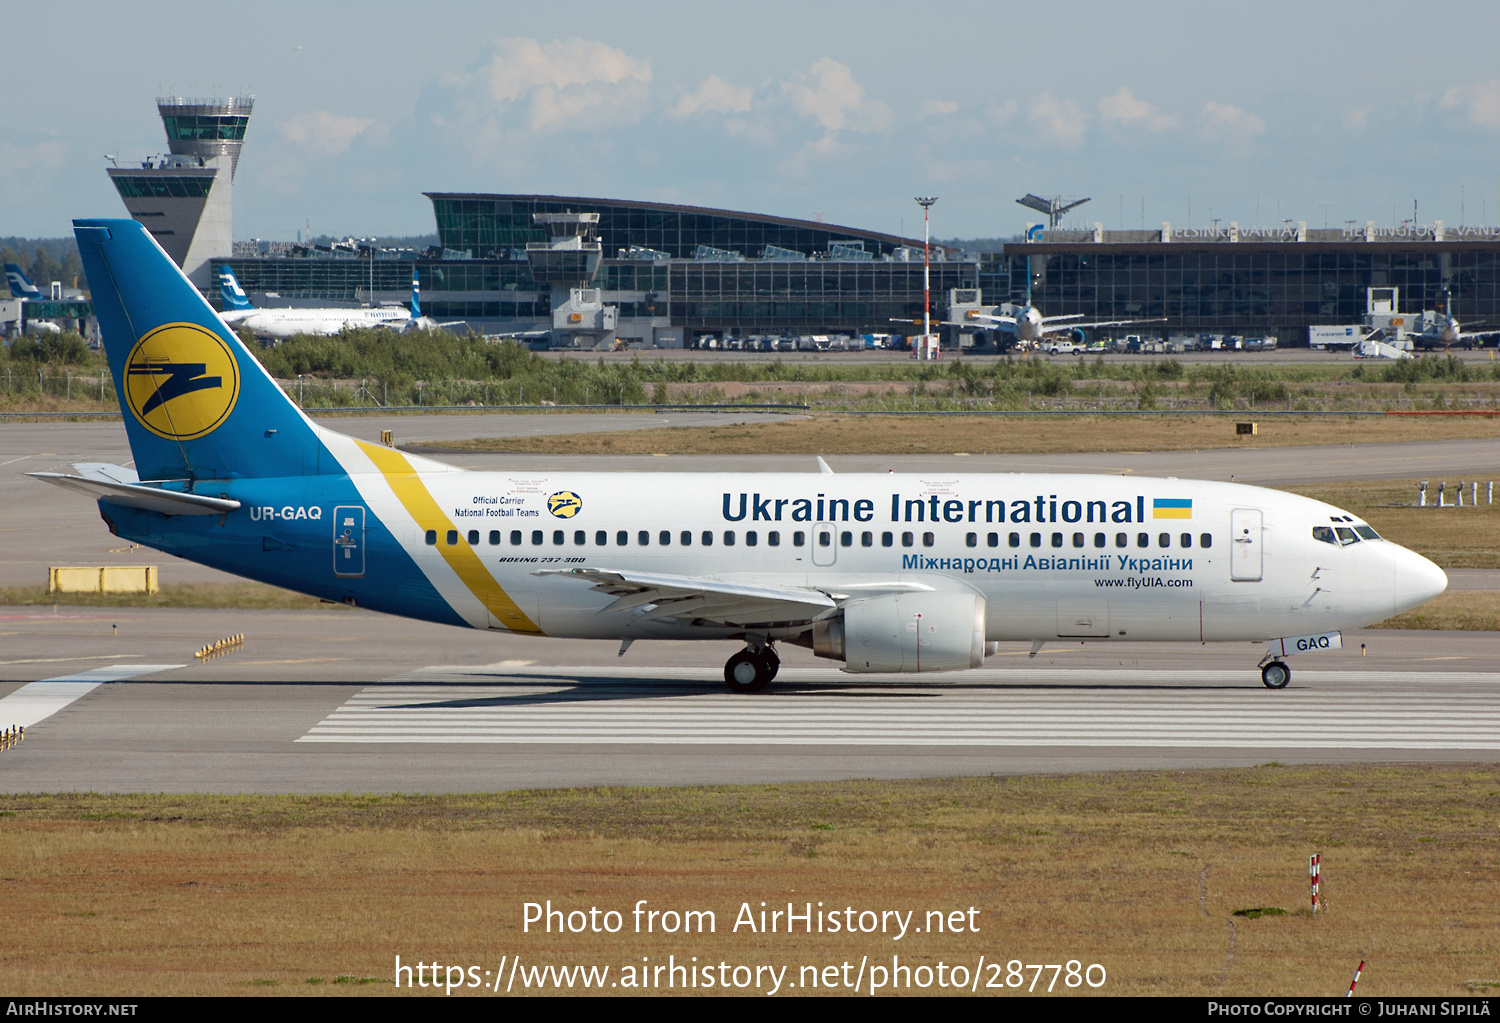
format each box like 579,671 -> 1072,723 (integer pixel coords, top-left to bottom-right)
410,270 -> 421,319
4,263 -> 42,299
219,265 -> 254,310
74,219 -> 332,482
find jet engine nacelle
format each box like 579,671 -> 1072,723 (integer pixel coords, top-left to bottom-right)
811,591 -> 987,673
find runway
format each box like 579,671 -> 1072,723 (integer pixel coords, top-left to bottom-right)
0,605 -> 1495,793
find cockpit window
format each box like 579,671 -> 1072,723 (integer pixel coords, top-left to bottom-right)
1354,525 -> 1381,540
1312,525 -> 1338,545
1335,526 -> 1359,545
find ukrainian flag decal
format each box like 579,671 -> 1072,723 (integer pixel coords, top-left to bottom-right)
1153,498 -> 1192,519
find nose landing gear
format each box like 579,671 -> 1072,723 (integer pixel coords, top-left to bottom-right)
1260,660 -> 1291,689
724,644 -> 780,693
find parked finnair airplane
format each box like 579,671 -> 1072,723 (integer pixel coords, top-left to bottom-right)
216,265 -> 412,338
34,220 -> 1447,692
4,263 -> 44,299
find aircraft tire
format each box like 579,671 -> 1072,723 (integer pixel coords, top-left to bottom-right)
760,648 -> 781,683
1261,660 -> 1291,689
725,651 -> 771,693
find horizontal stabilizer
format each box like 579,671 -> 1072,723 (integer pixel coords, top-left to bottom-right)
28,472 -> 241,516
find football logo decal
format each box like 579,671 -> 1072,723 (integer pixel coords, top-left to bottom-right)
547,491 -> 583,518
123,322 -> 240,441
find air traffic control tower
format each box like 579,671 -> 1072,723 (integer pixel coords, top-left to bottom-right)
107,96 -> 253,288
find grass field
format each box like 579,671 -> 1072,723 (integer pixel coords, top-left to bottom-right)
1,765 -> 1495,996
419,412 -> 1500,456
0,582 -> 336,610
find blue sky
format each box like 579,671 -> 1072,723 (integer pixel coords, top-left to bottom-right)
4,0 -> 1500,241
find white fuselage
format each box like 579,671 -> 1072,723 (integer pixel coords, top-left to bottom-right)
222,306 -> 410,339
338,460 -> 1445,647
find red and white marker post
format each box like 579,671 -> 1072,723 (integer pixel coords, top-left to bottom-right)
1346,960 -> 1364,997
1309,853 -> 1321,914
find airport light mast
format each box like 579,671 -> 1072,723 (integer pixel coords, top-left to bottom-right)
915,196 -> 937,359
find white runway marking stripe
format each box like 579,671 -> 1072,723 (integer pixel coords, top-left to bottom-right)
0,664 -> 183,729
299,668 -> 1500,749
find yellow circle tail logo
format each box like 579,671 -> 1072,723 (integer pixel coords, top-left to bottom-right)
547,491 -> 583,518
123,322 -> 241,441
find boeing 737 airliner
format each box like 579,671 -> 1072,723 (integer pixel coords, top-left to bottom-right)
32,220 -> 1448,692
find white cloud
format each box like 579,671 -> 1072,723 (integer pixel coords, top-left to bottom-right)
1440,80 -> 1500,128
1028,93 -> 1089,146
670,74 -> 753,118
986,99 -> 1018,126
0,138 -> 66,172
782,58 -> 892,134
440,36 -> 652,134
921,99 -> 959,117
1197,101 -> 1265,150
276,112 -> 380,158
1097,87 -> 1179,132
1342,105 -> 1371,130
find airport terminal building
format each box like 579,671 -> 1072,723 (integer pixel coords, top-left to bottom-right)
99,98 -> 1500,347
220,198 -> 1500,347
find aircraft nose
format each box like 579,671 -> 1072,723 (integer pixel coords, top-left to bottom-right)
1392,546 -> 1447,612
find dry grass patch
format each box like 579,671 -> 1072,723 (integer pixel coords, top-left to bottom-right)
418,413 -> 1500,457
1,765 -> 1496,997
1372,590 -> 1500,631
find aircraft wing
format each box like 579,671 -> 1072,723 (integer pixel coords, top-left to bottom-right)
533,567 -> 837,627
28,469 -> 241,516
1043,317 -> 1168,332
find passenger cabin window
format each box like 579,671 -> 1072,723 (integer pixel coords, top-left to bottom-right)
1158,532 -> 1170,548
1051,532 -> 1063,548
489,530 -> 501,546
617,530 -> 629,546
1030,532 -> 1041,548
659,530 -> 672,546
1136,532 -> 1149,548
966,533 -> 978,548
746,531 -> 758,546
1200,533 -> 1212,548
769,531 -> 781,546
862,532 -> 873,547
901,532 -> 914,547
724,530 -> 736,546
639,531 -> 651,546
922,532 -> 935,547
510,530 -> 522,546
1094,532 -> 1106,548
1072,532 -> 1084,548
466,530 -> 479,545
1180,533 -> 1192,548
446,530 -> 458,546
988,533 -> 1000,548
424,529 -> 437,545
1115,533 -> 1127,548
882,532 -> 894,547
596,531 -> 607,546
568,530 -> 579,545
794,532 -> 805,547
1009,532 -> 1020,548
1312,525 -> 1338,546
681,530 -> 692,546
531,530 -> 543,545
701,531 -> 713,546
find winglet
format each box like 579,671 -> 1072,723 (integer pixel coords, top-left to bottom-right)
816,456 -> 834,474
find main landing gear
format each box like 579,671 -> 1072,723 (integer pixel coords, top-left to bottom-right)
724,644 -> 780,693
1260,660 -> 1291,689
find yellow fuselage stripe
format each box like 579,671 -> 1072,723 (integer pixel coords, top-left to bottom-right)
355,440 -> 542,634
